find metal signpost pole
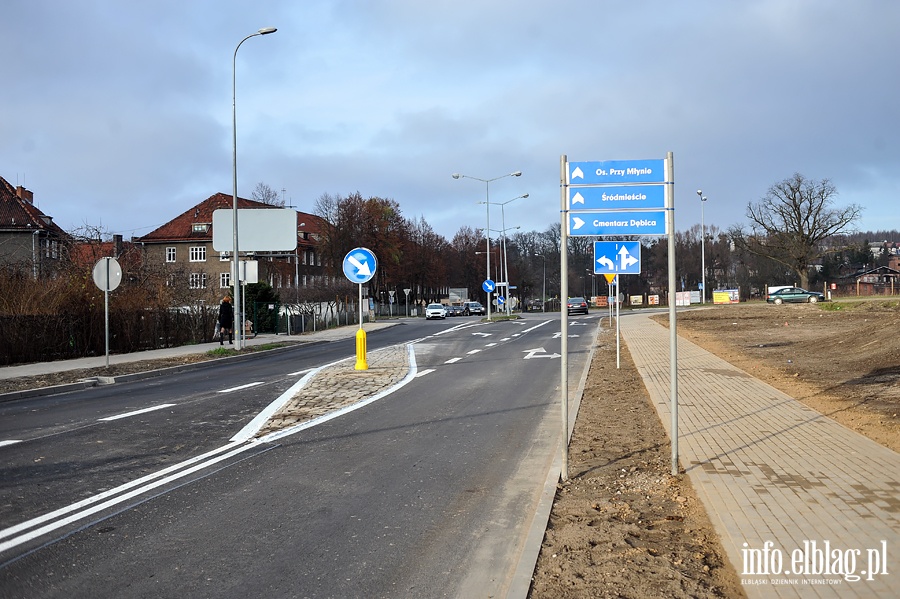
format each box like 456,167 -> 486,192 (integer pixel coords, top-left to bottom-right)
667,152 -> 679,475
559,154 -> 569,481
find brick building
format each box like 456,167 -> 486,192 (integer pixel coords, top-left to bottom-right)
135,193 -> 325,304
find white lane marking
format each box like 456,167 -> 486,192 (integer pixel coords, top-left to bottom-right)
0,440 -> 248,549
288,368 -> 314,376
467,349 -> 481,355
485,343 -> 497,347
0,440 -> 23,447
415,369 -> 435,378
98,404 -> 176,422
521,320 -> 553,334
472,332 -> 491,337
500,338 -> 511,342
217,382 -> 264,394
444,357 -> 461,364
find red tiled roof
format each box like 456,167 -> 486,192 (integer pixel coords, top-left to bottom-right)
0,175 -> 69,238
135,192 -> 325,247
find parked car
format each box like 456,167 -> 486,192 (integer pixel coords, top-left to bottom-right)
462,301 -> 485,316
567,296 -> 589,315
425,303 -> 447,319
765,287 -> 826,304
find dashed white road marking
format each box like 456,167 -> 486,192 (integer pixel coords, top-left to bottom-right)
0,440 -> 23,447
217,382 -> 264,394
415,369 -> 435,378
445,357 -> 462,364
98,404 -> 176,422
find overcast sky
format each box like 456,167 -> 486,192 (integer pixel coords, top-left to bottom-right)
2,1 -> 897,243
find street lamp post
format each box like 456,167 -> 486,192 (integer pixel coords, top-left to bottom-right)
498,194 -> 527,315
233,26 -> 277,349
696,189 -> 707,304
535,253 -> 546,312
452,171 -> 522,319
490,224 -> 522,316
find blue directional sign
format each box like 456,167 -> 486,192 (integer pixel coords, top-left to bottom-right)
568,159 -> 666,185
497,296 -> 505,305
569,185 -> 666,210
594,241 -> 641,275
482,279 -> 496,293
342,247 -> 377,284
569,211 -> 667,236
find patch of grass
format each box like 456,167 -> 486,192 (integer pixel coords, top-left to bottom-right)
206,347 -> 239,357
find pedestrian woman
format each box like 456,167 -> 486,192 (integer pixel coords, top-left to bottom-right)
218,295 -> 234,345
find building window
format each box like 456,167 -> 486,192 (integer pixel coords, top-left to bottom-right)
191,223 -> 210,234
166,247 -> 176,262
189,272 -> 207,289
220,272 -> 231,288
189,246 -> 206,262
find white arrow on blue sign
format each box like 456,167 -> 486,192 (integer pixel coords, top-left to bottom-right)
594,241 -> 641,275
482,279 -> 496,293
569,211 -> 667,236
569,185 -> 666,210
342,247 -> 377,284
568,159 -> 666,185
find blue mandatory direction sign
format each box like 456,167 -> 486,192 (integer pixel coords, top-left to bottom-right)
570,211 -> 667,236
568,159 -> 666,185
342,247 -> 377,284
482,279 -> 496,293
569,184 -> 666,210
594,241 -> 641,275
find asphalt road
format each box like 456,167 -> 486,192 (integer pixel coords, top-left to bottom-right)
0,314 -> 596,598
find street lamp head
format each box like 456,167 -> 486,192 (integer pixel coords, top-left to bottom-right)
701,195 -> 707,202
521,193 -> 529,199
258,27 -> 277,35
512,171 -> 522,177
451,173 -> 461,179
696,189 -> 702,197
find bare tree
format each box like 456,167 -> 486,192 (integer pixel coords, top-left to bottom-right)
252,182 -> 284,206
730,173 -> 861,288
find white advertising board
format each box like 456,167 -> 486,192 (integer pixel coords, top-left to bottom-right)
212,208 -> 298,252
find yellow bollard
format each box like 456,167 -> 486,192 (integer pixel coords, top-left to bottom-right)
355,328 -> 368,370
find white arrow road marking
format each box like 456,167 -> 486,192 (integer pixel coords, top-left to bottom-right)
552,332 -> 580,339
472,332 -> 492,337
347,254 -> 371,277
523,347 -> 562,360
99,404 -> 176,422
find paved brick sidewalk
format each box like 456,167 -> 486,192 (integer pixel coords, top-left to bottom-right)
620,312 -> 898,599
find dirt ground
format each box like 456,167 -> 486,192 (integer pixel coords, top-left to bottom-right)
528,299 -> 899,598
3,300 -> 898,597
